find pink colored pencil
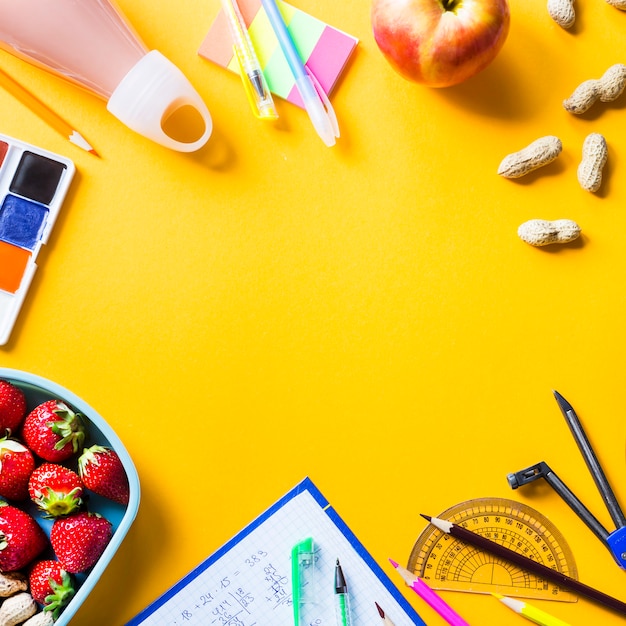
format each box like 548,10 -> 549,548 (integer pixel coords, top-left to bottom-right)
389,559 -> 470,626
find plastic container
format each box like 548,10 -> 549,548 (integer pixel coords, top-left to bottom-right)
0,368 -> 140,626
0,0 -> 212,152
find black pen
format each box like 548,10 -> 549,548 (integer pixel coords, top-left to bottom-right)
334,559 -> 353,626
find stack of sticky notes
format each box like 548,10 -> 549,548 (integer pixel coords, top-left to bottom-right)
198,0 -> 358,108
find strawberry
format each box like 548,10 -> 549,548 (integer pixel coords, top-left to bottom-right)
0,380 -> 27,434
50,511 -> 112,573
78,445 -> 129,505
29,559 -> 76,619
28,463 -> 84,517
21,400 -> 86,462
0,436 -> 35,501
0,501 -> 48,571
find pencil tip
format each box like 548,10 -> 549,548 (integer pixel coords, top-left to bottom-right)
69,130 -> 98,154
388,558 -> 398,568
552,389 -> 573,412
89,148 -> 100,157
420,513 -> 432,522
375,602 -> 384,618
491,593 -> 504,599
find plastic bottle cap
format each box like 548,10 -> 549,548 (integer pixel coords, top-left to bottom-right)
107,50 -> 212,152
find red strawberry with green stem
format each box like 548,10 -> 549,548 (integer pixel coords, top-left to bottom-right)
50,511 -> 112,573
78,445 -> 129,505
0,380 -> 27,433
0,501 -> 48,571
21,400 -> 86,462
0,436 -> 35,501
28,463 -> 84,517
29,559 -> 76,619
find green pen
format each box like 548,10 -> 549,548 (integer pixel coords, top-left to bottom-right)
292,537 -> 316,626
334,559 -> 353,626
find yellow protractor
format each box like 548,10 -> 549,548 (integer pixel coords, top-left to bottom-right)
408,497 -> 578,602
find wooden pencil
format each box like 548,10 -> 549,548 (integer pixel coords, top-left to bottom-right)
375,602 -> 396,625
422,514 -> 626,617
494,594 -> 571,626
0,66 -> 98,155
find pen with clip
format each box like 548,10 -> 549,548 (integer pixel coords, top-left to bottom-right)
220,0 -> 277,120
260,0 -> 339,146
334,559 -> 352,626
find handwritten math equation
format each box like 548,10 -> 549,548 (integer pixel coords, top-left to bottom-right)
167,550 -> 293,625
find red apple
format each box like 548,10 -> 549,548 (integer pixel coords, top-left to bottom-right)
371,0 -> 510,88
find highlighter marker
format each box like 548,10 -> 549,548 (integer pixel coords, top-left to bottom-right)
292,537 -> 316,626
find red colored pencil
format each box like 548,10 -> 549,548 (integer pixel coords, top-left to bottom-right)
375,602 -> 396,625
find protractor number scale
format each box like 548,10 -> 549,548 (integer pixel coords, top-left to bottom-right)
408,498 -> 578,602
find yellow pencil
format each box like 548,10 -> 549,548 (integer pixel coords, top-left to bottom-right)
0,66 -> 98,155
494,594 -> 571,626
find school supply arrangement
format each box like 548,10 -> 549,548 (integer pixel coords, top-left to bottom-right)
199,0 -> 357,108
127,477 -> 425,625
199,0 -> 358,145
401,390 -> 626,623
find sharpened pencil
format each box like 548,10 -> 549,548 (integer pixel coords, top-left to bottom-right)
0,66 -> 98,155
422,514 -> 626,617
375,602 -> 396,625
389,559 -> 470,626
494,594 -> 571,626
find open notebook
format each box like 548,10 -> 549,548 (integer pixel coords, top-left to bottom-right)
127,477 -> 425,625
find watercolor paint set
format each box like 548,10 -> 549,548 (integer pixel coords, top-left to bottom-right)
0,133 -> 75,345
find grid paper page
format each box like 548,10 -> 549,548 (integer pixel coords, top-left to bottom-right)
128,478 -> 424,626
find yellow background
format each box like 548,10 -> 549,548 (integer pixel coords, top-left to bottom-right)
2,0 -> 626,624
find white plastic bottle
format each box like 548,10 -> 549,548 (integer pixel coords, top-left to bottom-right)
0,0 -> 212,152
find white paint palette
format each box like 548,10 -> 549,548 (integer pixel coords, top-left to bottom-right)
0,133 -> 75,345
